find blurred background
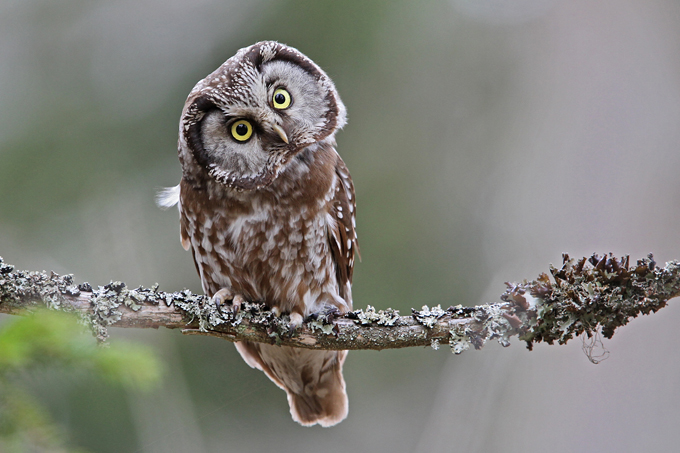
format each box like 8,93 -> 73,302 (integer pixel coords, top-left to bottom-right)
2,0 -> 680,451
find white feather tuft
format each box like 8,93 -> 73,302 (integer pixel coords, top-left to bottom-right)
156,184 -> 180,210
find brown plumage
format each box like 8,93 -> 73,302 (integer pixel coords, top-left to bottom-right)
161,42 -> 358,427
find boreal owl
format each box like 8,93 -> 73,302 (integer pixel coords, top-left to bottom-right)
159,41 -> 358,427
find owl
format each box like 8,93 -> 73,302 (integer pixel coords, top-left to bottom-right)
159,41 -> 358,427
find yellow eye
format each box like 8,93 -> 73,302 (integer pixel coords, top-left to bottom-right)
272,88 -> 292,109
230,119 -> 253,142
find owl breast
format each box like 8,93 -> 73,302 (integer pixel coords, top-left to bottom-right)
179,140 -> 351,317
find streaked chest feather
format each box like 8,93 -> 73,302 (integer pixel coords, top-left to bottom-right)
180,148 -> 347,315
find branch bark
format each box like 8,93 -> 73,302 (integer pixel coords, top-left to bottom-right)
0,254 -> 678,355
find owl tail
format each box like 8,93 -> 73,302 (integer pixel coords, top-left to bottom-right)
235,342 -> 349,427
286,352 -> 348,427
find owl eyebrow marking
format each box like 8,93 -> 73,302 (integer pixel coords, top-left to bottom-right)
186,120 -> 208,167
264,79 -> 281,89
192,95 -> 217,113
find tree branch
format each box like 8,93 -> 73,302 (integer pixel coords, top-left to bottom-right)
0,254 -> 677,355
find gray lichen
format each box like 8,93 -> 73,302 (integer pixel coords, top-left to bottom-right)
86,281 -> 175,341
502,253 -> 680,350
449,325 -> 471,354
412,304 -> 445,328
444,305 -> 515,354
348,305 -> 401,326
306,307 -> 342,335
2,254 -> 679,355
473,304 -> 514,348
0,256 -> 79,313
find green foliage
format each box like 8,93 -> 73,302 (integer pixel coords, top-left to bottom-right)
0,385 -> 78,453
0,310 -> 162,452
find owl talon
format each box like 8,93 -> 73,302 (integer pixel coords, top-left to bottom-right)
212,288 -> 232,309
212,289 -> 244,315
231,295 -> 245,313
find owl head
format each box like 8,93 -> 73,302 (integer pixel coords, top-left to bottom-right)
178,41 -> 347,191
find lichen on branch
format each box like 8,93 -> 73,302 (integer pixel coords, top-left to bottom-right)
0,254 -> 678,356
504,253 -> 679,350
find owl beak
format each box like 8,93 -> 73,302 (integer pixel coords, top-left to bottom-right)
272,124 -> 289,144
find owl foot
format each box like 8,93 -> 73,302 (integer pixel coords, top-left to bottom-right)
270,307 -> 304,331
212,289 -> 244,315
289,312 -> 304,330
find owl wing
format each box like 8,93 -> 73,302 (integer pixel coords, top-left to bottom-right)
327,154 -> 359,305
179,216 -> 191,251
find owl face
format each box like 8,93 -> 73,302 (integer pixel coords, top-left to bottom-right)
179,42 -> 347,191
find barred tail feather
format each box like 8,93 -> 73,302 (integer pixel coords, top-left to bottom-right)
287,357 -> 348,427
235,342 -> 349,427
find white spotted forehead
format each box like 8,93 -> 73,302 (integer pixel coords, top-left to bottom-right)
183,41 -> 346,127
191,42 -> 320,92
259,41 -> 279,62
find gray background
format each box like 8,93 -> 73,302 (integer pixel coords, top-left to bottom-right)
1,0 -> 680,451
